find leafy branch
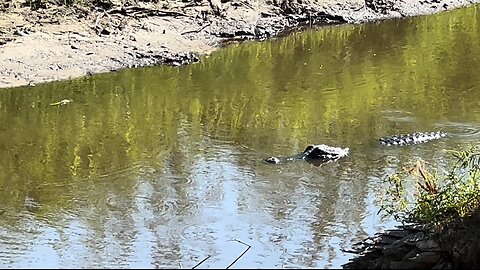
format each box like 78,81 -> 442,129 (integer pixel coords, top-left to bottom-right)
380,146 -> 480,230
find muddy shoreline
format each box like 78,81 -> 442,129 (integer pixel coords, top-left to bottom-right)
0,0 -> 479,89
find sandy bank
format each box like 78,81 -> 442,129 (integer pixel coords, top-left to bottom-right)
0,0 -> 478,89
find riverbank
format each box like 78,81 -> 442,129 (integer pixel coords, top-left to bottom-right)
0,0 -> 479,89
343,208 -> 480,269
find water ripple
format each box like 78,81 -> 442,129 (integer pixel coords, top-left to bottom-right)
156,200 -> 180,219
380,109 -> 417,123
436,121 -> 480,140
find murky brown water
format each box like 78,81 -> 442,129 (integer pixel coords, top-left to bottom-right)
1,5 -> 480,268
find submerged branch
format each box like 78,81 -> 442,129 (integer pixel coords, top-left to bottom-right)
191,255 -> 211,269
226,239 -> 251,269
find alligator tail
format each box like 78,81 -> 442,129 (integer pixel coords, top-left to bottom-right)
379,131 -> 447,146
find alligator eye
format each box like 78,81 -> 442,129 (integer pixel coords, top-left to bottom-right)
303,145 -> 314,153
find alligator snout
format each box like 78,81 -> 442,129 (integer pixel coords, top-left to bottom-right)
265,156 -> 281,164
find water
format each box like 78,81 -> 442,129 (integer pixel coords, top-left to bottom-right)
1,5 -> 480,269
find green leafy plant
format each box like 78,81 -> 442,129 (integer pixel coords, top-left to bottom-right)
380,147 -> 480,230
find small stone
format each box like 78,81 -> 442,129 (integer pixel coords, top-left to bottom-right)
408,251 -> 441,265
416,239 -> 440,252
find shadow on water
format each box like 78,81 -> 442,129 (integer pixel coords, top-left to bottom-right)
0,4 -> 480,269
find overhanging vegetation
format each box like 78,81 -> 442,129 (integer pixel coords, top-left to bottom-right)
380,147 -> 480,230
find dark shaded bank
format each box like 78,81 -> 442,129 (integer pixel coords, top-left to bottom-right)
342,207 -> 480,269
343,146 -> 480,269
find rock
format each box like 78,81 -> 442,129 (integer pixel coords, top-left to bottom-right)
384,229 -> 417,239
408,251 -> 442,266
401,247 -> 421,261
416,239 -> 441,252
382,241 -> 414,260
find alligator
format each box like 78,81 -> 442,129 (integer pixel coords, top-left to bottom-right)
264,144 -> 350,166
264,131 -> 447,165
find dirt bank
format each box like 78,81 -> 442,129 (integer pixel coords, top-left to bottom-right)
0,0 -> 479,89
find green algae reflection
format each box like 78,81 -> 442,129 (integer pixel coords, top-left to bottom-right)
0,5 -> 479,258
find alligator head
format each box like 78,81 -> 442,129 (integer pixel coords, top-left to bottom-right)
303,144 -> 350,161
264,144 -> 349,165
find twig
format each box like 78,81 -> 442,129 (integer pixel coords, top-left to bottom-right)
340,248 -> 362,254
191,255 -> 211,269
207,0 -> 223,16
103,10 -> 119,28
235,0 -> 254,10
181,2 -> 207,9
226,239 -> 251,269
181,22 -> 212,35
108,6 -> 188,17
92,12 -> 105,35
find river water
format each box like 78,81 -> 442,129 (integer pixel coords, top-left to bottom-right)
1,5 -> 480,269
